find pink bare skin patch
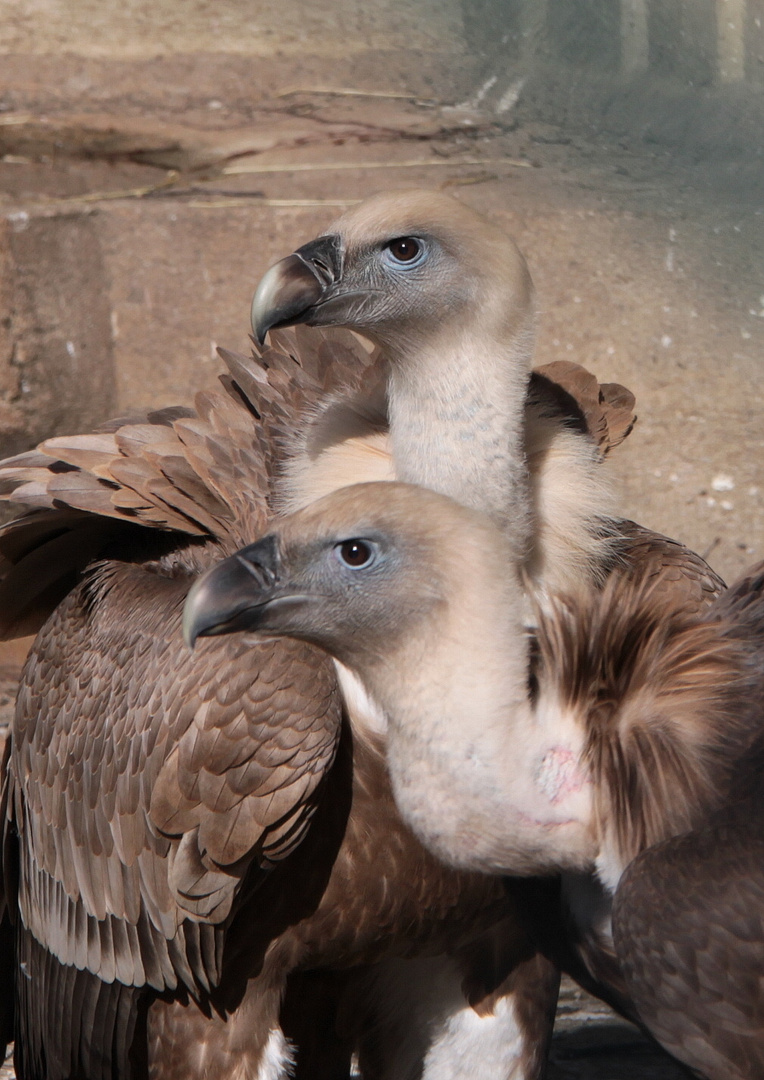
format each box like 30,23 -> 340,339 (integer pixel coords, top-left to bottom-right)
533,747 -> 587,805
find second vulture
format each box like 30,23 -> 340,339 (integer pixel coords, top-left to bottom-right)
186,481 -> 764,1080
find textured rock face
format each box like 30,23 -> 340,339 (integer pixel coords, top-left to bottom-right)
0,212 -> 115,457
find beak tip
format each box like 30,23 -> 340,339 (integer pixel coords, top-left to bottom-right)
181,535 -> 283,650
250,298 -> 269,347
182,576 -> 211,650
250,236 -> 342,345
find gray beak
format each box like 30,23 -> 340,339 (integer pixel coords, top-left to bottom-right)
251,234 -> 343,345
183,534 -> 283,647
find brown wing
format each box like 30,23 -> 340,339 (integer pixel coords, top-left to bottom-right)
529,361 -> 637,457
0,329 -> 378,1076
7,560 -> 342,1077
614,519 -> 726,617
14,559 -> 341,949
0,328 -> 383,640
613,789 -> 764,1080
612,564 -> 764,1080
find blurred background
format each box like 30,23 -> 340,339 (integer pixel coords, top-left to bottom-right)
0,3 -> 762,1076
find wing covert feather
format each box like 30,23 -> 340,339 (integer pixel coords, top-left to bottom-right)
614,799 -> 764,1080
8,559 -> 342,995
530,361 -> 636,456
614,519 -> 726,617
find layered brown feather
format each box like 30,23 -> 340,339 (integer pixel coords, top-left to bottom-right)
609,563 -> 764,1080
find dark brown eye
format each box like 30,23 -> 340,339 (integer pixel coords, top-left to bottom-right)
386,237 -> 422,263
336,540 -> 375,569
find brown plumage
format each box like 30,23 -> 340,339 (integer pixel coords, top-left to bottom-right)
0,323 -> 641,1079
610,563 -> 764,1080
183,482 -> 760,1080
539,560 -> 764,1079
538,572 -> 754,872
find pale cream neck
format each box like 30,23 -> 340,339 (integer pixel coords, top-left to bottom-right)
363,536 -> 597,877
386,323 -> 533,551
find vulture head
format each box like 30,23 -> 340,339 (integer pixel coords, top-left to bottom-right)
252,191 -> 537,532
251,189 -> 534,358
183,481 -> 507,672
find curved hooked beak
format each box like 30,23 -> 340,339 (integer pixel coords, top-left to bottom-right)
251,234 -> 343,345
183,534 -> 308,648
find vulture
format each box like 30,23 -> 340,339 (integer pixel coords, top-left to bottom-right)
0,190 -> 650,1079
184,481 -> 764,1080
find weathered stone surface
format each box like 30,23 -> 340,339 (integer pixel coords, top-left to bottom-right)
0,210 -> 115,456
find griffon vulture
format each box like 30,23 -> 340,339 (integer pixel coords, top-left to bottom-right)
0,192 -> 646,1079
184,482 -> 764,1080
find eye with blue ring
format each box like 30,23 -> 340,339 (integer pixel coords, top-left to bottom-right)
335,539 -> 376,569
382,237 -> 426,268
